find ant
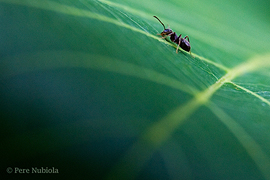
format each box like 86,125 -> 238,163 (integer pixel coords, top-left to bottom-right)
154,16 -> 191,55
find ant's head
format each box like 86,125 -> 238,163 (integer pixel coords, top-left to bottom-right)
153,16 -> 173,36
161,29 -> 173,36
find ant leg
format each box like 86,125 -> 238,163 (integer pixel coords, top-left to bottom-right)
156,33 -> 167,39
183,36 -> 194,57
184,35 -> 190,42
189,50 -> 194,58
184,36 -> 194,57
160,32 -> 174,39
176,34 -> 182,53
161,35 -> 169,39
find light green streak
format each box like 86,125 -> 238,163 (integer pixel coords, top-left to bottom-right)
2,0 -> 270,178
107,53 -> 270,180
97,0 -> 260,60
229,81 -> 270,107
192,53 -> 229,71
106,96 -> 200,180
208,103 -> 270,180
0,0 -> 228,71
0,0 -> 171,47
0,50 -> 196,94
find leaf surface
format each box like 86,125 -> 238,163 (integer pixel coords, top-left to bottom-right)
1,0 -> 270,179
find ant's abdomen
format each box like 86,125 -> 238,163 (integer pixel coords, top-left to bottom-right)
180,38 -> 190,52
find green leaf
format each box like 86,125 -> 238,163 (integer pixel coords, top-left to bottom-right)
1,0 -> 270,179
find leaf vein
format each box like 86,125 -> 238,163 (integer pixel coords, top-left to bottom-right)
0,0 -> 229,71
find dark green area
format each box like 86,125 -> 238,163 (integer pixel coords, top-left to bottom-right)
1,0 -> 270,180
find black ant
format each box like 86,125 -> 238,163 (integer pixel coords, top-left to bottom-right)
154,16 -> 191,55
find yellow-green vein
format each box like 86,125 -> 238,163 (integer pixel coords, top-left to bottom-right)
2,0 -> 270,177
97,0 -> 261,58
107,53 -> 270,180
229,81 -> 270,107
0,50 -> 197,94
208,103 -> 270,180
0,0 -> 229,71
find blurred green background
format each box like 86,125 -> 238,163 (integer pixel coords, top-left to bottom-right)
1,0 -> 270,179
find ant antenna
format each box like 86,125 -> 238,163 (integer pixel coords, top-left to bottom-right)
153,16 -> 165,30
